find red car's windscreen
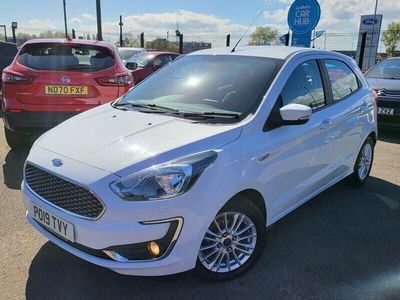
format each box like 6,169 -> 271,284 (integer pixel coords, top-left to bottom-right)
17,43 -> 115,72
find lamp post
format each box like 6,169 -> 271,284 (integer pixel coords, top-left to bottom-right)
96,0 -> 102,41
119,15 -> 123,47
11,22 -> 17,43
367,0 -> 379,68
63,0 -> 68,38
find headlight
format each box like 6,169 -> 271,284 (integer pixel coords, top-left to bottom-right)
110,151 -> 217,201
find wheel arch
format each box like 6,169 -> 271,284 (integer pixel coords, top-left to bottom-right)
368,131 -> 377,146
224,189 -> 267,223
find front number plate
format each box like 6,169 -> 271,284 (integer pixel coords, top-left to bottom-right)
31,203 -> 75,242
378,107 -> 394,115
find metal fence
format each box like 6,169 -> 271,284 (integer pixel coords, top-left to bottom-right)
0,27 -> 391,58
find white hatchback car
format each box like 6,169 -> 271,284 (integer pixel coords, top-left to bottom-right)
22,46 -> 377,280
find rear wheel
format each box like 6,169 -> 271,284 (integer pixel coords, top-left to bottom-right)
196,196 -> 266,281
4,127 -> 30,150
350,137 -> 374,185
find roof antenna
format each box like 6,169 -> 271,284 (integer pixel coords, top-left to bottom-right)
231,10 -> 263,53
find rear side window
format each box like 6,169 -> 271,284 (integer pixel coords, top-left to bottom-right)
280,60 -> 326,110
18,43 -> 115,72
324,59 -> 359,101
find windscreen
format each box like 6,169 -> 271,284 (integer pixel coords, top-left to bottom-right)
365,59 -> 400,80
126,53 -> 155,67
118,49 -> 143,60
18,43 -> 115,72
120,54 -> 283,120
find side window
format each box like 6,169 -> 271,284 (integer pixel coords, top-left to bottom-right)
153,56 -> 162,67
324,59 -> 359,101
280,60 -> 326,111
154,55 -> 172,68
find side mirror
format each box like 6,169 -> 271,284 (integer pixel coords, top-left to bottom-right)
126,62 -> 138,70
279,103 -> 312,125
153,63 -> 162,70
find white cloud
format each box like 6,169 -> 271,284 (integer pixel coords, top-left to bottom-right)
101,10 -> 249,37
81,13 -> 96,21
69,17 -> 82,24
16,3 -> 400,50
28,18 -> 57,30
263,0 -> 400,33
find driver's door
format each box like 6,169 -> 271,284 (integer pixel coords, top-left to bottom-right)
258,59 -> 331,220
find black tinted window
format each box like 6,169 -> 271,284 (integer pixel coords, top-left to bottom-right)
324,59 -> 359,101
18,43 -> 115,71
281,60 -> 325,110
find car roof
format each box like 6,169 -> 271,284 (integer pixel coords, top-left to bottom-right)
146,51 -> 180,56
22,38 -> 116,51
118,47 -> 145,50
189,46 -> 328,60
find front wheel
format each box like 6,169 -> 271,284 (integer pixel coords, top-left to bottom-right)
196,196 -> 266,281
350,136 -> 374,185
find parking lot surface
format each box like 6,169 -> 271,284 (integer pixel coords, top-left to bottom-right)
0,129 -> 399,300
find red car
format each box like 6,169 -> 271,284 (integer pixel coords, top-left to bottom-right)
1,38 -> 133,149
125,51 -> 179,84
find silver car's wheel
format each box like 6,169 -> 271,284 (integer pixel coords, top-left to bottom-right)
196,196 -> 266,281
198,212 -> 257,273
358,143 -> 373,180
350,136 -> 374,185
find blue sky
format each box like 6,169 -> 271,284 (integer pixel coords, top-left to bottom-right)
0,0 -> 398,50
0,0 -> 284,32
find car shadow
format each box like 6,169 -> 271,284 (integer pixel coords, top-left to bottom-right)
2,149 -> 29,190
378,128 -> 400,144
25,177 -> 400,300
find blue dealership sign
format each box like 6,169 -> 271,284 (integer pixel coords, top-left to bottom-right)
362,17 -> 379,25
288,0 -> 321,35
291,32 -> 312,48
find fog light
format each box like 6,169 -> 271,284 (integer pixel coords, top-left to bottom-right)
148,241 -> 160,256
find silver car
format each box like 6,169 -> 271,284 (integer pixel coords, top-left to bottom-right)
365,57 -> 400,129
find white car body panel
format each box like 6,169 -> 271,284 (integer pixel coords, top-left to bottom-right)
22,46 -> 377,276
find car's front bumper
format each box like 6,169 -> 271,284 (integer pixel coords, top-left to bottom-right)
25,211 -> 189,276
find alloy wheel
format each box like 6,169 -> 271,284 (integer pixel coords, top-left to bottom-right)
358,143 -> 373,180
198,212 -> 257,273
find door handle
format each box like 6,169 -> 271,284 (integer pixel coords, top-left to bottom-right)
258,153 -> 270,162
320,119 -> 332,130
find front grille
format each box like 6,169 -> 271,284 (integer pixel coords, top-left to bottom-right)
378,89 -> 400,99
25,163 -> 104,219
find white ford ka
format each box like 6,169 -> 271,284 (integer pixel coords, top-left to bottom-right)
22,46 -> 377,280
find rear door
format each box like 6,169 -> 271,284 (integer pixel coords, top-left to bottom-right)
320,58 -> 369,171
12,43 -> 119,108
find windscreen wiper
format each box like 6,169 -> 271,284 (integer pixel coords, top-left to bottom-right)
112,101 -> 180,113
181,111 -> 240,119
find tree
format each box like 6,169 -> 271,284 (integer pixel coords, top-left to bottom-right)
38,31 -> 65,38
382,22 -> 400,57
117,32 -> 141,47
248,26 -> 278,46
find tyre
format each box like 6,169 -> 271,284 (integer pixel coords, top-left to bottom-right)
196,195 -> 266,281
349,136 -> 374,185
4,127 -> 29,150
